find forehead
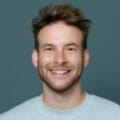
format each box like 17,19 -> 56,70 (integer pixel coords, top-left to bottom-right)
37,22 -> 83,46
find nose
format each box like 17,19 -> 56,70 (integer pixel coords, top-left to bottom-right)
54,50 -> 67,64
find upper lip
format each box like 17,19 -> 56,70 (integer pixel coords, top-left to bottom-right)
49,69 -> 71,74
49,68 -> 71,71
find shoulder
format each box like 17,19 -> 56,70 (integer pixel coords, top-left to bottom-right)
89,93 -> 120,118
0,96 -> 40,120
92,94 -> 120,109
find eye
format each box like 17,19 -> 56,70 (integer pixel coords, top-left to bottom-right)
44,47 -> 54,51
67,47 -> 77,51
46,47 -> 52,50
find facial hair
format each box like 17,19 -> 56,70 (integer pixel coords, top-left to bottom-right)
37,62 -> 84,94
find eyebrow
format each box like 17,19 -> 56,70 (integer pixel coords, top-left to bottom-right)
41,44 -> 54,48
41,43 -> 80,48
64,43 -> 80,48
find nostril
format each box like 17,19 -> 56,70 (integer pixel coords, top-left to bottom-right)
54,51 -> 67,64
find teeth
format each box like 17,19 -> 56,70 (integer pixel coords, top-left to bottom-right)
51,70 -> 68,74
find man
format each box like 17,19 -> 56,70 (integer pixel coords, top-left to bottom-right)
0,4 -> 120,120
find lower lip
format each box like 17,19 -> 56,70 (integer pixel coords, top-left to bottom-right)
50,70 -> 71,78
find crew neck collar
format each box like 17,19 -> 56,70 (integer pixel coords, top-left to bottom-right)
34,92 -> 94,119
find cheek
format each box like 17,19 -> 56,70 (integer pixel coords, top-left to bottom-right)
38,53 -> 53,66
66,54 -> 83,65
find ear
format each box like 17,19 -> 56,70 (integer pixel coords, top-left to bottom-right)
83,50 -> 90,68
32,50 -> 38,68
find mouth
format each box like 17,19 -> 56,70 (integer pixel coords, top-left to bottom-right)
51,70 -> 71,74
49,69 -> 72,77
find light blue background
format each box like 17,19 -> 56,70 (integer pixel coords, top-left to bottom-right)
0,0 -> 120,113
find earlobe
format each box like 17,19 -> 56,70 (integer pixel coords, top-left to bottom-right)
32,50 -> 38,68
84,50 -> 90,68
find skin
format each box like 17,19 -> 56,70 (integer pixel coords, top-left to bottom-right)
32,21 -> 89,109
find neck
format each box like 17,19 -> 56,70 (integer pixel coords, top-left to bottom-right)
42,82 -> 86,110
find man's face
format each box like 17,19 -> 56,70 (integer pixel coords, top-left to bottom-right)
32,22 -> 89,92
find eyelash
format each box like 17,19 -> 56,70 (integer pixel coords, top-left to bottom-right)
44,47 -> 54,51
43,47 -> 77,52
66,47 -> 76,51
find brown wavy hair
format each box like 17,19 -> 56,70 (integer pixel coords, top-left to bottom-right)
32,4 -> 91,50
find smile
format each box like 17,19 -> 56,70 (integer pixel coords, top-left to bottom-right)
50,70 -> 71,75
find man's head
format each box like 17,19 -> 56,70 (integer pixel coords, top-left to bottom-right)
31,4 -> 91,93
32,4 -> 91,51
